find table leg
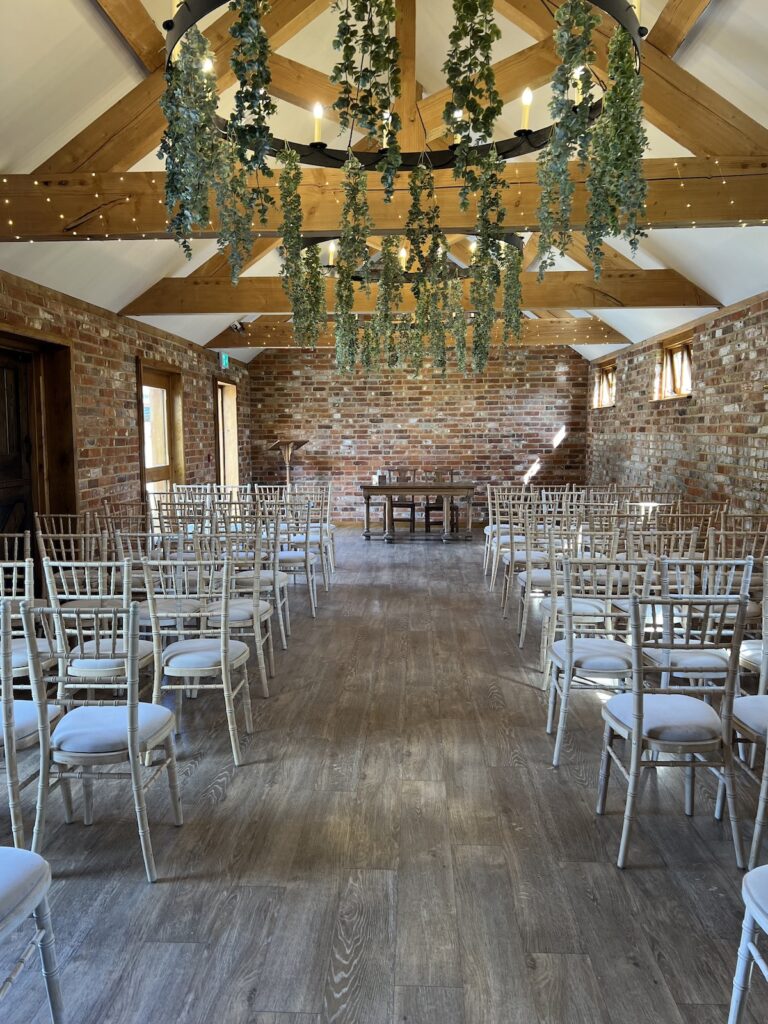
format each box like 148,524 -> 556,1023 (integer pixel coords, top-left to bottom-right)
384,495 -> 395,543
363,494 -> 371,539
465,492 -> 473,540
442,494 -> 451,543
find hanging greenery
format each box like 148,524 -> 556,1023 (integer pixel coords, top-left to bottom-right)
501,241 -> 523,343
447,278 -> 467,373
276,149 -> 327,346
405,165 -> 447,273
159,27 -> 221,259
369,236 -> 404,370
442,0 -> 502,208
585,26 -> 648,277
535,0 -> 600,278
215,135 -> 257,283
335,153 -> 373,370
331,0 -> 402,200
399,313 -> 425,375
470,148 -> 507,372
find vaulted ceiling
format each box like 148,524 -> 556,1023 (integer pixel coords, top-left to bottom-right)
1,0 -> 767,363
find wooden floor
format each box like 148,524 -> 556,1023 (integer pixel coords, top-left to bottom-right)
3,529 -> 768,1024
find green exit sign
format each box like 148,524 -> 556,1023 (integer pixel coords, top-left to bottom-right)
219,352 -> 230,370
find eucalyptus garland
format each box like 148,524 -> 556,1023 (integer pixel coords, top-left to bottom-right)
215,134 -> 257,283
331,0 -> 402,200
442,0 -> 502,208
585,27 -> 648,277
535,0 -> 600,278
447,278 -> 467,373
369,236 -> 404,369
470,148 -> 507,372
405,165 -> 447,274
335,154 -> 373,370
360,320 -> 380,371
501,241 -> 523,343
276,149 -> 327,346
159,27 -> 221,258
399,312 -> 425,375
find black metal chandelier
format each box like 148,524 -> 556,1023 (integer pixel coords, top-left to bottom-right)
162,0 -> 645,173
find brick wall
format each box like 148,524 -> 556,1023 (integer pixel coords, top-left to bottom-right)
0,270 -> 251,512
249,347 -> 589,518
587,296 -> 768,511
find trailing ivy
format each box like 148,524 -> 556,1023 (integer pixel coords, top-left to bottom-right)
229,0 -> 277,226
335,153 -> 373,370
405,165 -> 446,274
369,236 -> 404,370
536,0 -> 600,278
447,278 -> 467,373
215,134 -> 257,283
470,148 -> 507,372
442,0 -> 502,208
276,148 -> 327,347
331,0 -> 402,200
501,241 -> 523,343
585,27 -> 647,277
159,27 -> 221,259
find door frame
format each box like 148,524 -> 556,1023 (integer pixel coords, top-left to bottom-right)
136,358 -> 186,497
212,377 -> 239,487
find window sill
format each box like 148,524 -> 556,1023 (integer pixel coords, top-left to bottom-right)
652,393 -> 692,403
592,404 -> 615,411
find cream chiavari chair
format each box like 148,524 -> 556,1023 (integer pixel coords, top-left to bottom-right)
258,499 -> 291,650
0,532 -> 31,561
142,556 -> 253,765
156,495 -> 212,538
488,492 -> 529,593
23,601 -> 182,882
35,530 -> 108,565
596,591 -> 748,869
34,513 -> 93,537
278,499 -> 321,618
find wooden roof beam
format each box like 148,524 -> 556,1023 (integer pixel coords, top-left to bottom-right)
91,0 -> 166,73
648,0 -> 714,57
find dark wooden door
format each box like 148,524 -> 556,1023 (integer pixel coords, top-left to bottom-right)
0,349 -> 33,533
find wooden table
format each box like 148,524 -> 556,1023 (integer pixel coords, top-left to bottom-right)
361,482 -> 475,543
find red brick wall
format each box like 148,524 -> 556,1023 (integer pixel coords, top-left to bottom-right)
587,296 -> 768,511
249,347 -> 589,517
0,270 -> 251,512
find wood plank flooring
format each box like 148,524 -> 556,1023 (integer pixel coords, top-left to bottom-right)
3,529 -> 768,1023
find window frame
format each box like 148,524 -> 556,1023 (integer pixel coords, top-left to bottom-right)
136,358 -> 186,499
593,359 -> 617,410
657,337 -> 693,401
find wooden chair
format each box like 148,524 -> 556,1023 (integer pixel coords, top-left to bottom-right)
385,468 -> 417,534
23,601 -> 182,882
423,468 -> 458,534
596,591 -> 748,869
0,846 -> 63,1022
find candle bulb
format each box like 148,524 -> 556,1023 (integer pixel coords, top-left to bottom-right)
573,66 -> 584,104
328,240 -> 336,267
520,88 -> 533,131
312,102 -> 323,144
398,246 -> 408,271
382,110 -> 391,149
452,108 -> 462,146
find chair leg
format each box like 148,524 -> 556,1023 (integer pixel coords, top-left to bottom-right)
265,619 -> 275,679
253,623 -> 269,698
596,722 -> 613,815
685,753 -> 695,816
546,664 -> 558,735
164,735 -> 183,826
552,667 -> 572,768
715,776 -> 726,822
617,739 -> 642,869
221,666 -> 243,767
518,590 -> 531,649
128,752 -> 157,883
4,730 -> 25,848
749,748 -> 768,870
273,591 -> 288,651
308,565 -> 317,618
33,896 -> 65,1024
728,909 -> 756,1024
283,585 -> 292,637
241,664 -> 254,733
58,775 -> 74,825
31,745 -> 51,856
82,765 -> 94,826
723,745 -> 745,870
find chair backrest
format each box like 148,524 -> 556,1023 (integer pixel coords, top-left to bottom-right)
0,533 -> 31,561
627,527 -> 698,561
42,558 -> 130,606
34,513 -> 92,536
0,558 -> 34,603
36,530 -> 107,563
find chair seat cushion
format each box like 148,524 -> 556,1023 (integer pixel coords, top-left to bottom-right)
10,637 -> 55,671
162,638 -> 249,671
605,692 -> 722,743
517,569 -> 558,590
208,598 -> 271,623
644,647 -> 730,673
550,638 -> 634,674
503,550 -> 548,566
742,865 -> 768,929
257,569 -> 289,588
138,598 -> 201,620
740,639 -> 764,671
0,848 -> 50,927
278,550 -> 319,564
51,703 -> 174,755
59,597 -> 125,610
0,701 -> 62,747
733,695 -> 768,737
541,596 -> 607,617
68,639 -> 154,672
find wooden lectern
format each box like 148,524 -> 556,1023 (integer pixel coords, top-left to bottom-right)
268,439 -> 308,487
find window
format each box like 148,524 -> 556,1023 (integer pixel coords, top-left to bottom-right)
215,381 -> 239,487
593,361 -> 616,409
658,339 -> 692,399
137,363 -> 184,500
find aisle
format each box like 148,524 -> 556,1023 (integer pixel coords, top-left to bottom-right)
2,529 -> 766,1023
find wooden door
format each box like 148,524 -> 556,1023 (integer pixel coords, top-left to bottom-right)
0,349 -> 33,532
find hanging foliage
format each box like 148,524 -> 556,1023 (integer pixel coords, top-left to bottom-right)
585,27 -> 648,277
331,0 -> 402,200
501,241 -> 523,343
335,153 -> 373,371
276,149 -> 327,347
159,27 -> 221,259
535,0 -> 600,278
215,134 -> 257,283
470,148 -> 507,372
447,278 -> 467,373
405,166 -> 447,274
229,0 -> 276,222
369,236 -> 404,371
442,0 -> 502,208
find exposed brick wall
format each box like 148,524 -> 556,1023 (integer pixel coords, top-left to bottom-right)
249,347 -> 589,518
587,297 -> 768,511
0,270 -> 251,512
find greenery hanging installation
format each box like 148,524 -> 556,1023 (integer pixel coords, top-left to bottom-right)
369,236 -> 404,369
585,25 -> 648,277
330,0 -> 402,199
469,149 -> 508,372
335,153 -> 373,372
535,0 -> 600,277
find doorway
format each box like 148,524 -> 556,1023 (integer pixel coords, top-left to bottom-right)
214,380 -> 239,487
137,362 -> 185,501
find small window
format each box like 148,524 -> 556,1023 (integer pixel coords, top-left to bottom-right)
658,340 -> 692,399
593,362 -> 616,409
